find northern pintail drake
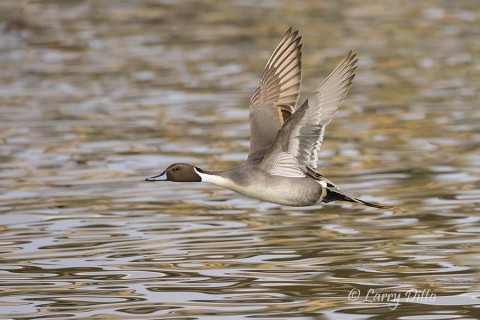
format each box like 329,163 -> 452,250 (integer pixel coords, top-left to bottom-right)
147,28 -> 387,209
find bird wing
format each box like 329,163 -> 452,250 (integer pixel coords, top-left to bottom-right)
247,28 -> 303,162
260,51 -> 358,177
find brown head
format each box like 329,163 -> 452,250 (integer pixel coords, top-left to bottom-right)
145,163 -> 202,182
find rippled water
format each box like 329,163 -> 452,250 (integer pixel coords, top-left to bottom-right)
1,0 -> 479,319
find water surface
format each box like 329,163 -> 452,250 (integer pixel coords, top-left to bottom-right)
1,0 -> 479,319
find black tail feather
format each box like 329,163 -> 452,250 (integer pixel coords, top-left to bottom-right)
323,188 -> 391,209
351,197 -> 391,209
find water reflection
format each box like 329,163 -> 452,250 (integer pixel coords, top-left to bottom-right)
1,0 -> 479,318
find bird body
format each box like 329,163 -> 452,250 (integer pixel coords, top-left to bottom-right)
195,163 -> 323,206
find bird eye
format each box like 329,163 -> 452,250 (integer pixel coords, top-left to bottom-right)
174,167 -> 180,171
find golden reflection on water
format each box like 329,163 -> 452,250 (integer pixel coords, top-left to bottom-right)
0,0 -> 479,318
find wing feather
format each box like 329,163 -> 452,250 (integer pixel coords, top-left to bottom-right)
248,28 -> 303,162
260,52 -> 358,176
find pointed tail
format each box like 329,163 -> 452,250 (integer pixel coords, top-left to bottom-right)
350,197 -> 391,209
323,188 -> 391,209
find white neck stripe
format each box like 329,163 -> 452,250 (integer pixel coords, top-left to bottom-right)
194,168 -> 231,188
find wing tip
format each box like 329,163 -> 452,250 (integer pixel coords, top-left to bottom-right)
252,27 -> 303,110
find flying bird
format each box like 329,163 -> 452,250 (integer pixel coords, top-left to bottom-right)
146,28 -> 387,209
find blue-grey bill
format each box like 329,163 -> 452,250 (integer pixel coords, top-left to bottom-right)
145,171 -> 167,181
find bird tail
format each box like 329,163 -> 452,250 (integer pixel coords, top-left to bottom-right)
323,188 -> 391,209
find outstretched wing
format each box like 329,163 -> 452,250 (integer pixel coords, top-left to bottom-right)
260,51 -> 358,177
247,28 -> 303,162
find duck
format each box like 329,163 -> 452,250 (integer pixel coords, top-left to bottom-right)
146,28 -> 388,209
